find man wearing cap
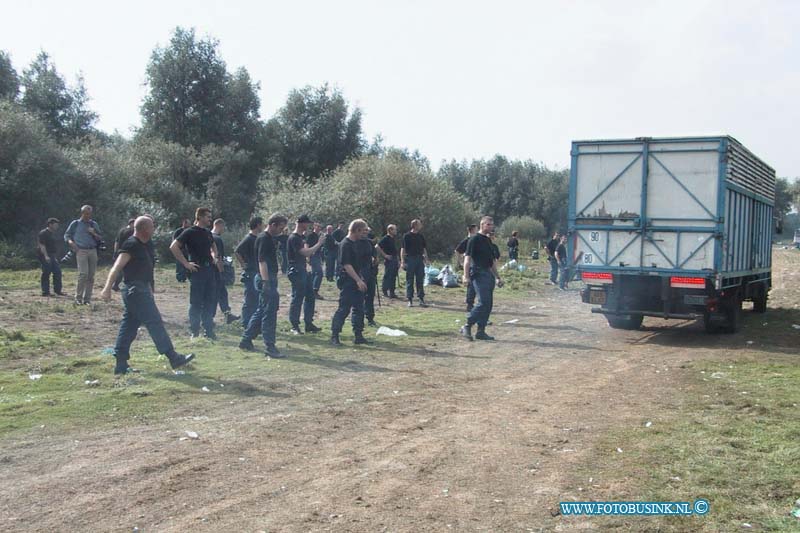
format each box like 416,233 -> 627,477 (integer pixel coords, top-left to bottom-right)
306,222 -> 325,300
100,216 -> 195,375
377,224 -> 399,299
38,217 -> 64,297
287,214 -> 324,335
239,213 -> 288,358
331,219 -> 372,346
64,205 -> 103,305
323,224 -> 338,282
235,216 -> 264,327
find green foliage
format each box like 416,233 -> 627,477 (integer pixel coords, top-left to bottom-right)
0,240 -> 37,270
0,51 -> 19,101
266,84 -> 364,180
497,215 -> 546,241
261,154 -> 476,255
439,156 -> 569,234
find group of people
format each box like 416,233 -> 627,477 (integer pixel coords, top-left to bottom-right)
545,231 -> 570,290
38,205 -> 525,374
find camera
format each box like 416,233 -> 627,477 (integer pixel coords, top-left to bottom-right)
61,250 -> 75,263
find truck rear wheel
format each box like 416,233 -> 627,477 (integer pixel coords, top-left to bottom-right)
606,314 -> 644,330
752,286 -> 768,313
722,296 -> 743,333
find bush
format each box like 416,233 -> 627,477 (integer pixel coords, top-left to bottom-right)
498,216 -> 546,241
0,239 -> 37,270
260,154 -> 477,256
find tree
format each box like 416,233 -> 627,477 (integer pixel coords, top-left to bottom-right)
0,51 -> 19,101
20,51 -> 96,143
266,84 -> 364,180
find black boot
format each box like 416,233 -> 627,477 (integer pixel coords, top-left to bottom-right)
305,323 -> 322,333
475,329 -> 495,341
354,334 -> 372,345
225,311 -> 240,324
238,338 -> 255,351
168,351 -> 196,369
460,324 -> 473,341
330,334 -> 342,346
419,298 -> 428,308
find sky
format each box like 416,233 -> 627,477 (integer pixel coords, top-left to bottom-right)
3,0 -> 799,176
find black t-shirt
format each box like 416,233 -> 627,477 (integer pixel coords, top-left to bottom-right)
466,233 -> 495,270
556,243 -> 567,262
338,238 -> 358,275
173,226 -> 187,240
256,232 -> 278,275
235,233 -> 258,272
378,235 -> 397,257
332,228 -> 345,243
212,233 -> 225,259
455,237 -> 470,255
119,236 -> 155,284
117,226 -> 134,249
492,243 -> 501,260
287,233 -> 306,266
355,238 -> 376,276
546,238 -> 559,256
324,233 -> 337,251
507,237 -> 519,249
176,225 -> 215,265
275,233 -> 288,250
402,232 -> 426,257
38,229 -> 57,256
306,231 -> 322,256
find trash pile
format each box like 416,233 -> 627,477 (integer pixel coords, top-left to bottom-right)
500,259 -> 527,272
423,265 -> 460,288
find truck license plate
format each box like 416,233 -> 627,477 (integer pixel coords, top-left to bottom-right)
589,291 -> 606,305
683,295 -> 707,306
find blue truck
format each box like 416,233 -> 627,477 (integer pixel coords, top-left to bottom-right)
569,136 -> 775,333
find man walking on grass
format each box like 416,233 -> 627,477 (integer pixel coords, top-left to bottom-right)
460,216 -> 504,342
38,218 -> 64,297
64,205 -> 102,305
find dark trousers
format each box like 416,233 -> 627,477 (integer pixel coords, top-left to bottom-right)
559,260 -> 569,289
466,268 -> 494,329
288,266 -> 316,327
310,255 -> 324,292
325,249 -> 336,281
214,270 -> 231,314
114,281 -> 175,366
405,255 -> 425,301
364,268 -> 377,321
111,254 -> 123,290
240,271 -> 259,327
280,248 -> 288,274
188,266 -> 217,335
243,274 -> 279,348
39,256 -> 62,295
176,261 -> 187,282
331,278 -> 365,335
466,278 -> 476,311
509,247 -> 518,260
548,257 -> 559,283
382,258 -> 398,295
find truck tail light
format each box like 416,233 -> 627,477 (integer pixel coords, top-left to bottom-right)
582,271 -> 613,284
670,276 -> 707,289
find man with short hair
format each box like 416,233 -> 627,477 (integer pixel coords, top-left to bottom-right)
377,224 -> 399,299
38,218 -> 64,297
400,219 -> 430,307
323,224 -> 338,281
64,205 -> 103,305
455,224 -> 478,311
239,214 -> 288,358
287,214 -> 324,335
235,216 -> 264,327
545,231 -> 561,285
170,208 -> 220,339
211,219 -> 240,324
507,231 -> 520,261
306,222 -> 325,300
460,216 -> 504,341
556,235 -> 569,290
112,218 -> 136,292
172,218 -> 191,282
331,219 -> 372,346
100,216 -> 195,375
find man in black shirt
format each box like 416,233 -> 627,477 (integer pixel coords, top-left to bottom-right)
545,231 -> 561,285
377,224 -> 399,299
556,235 -> 569,290
460,216 -> 504,341
211,219 -> 240,325
172,218 -> 191,282
306,222 -> 325,299
37,218 -> 64,297
400,219 -> 430,307
240,214 -> 288,358
287,214 -> 324,335
507,231 -> 519,261
170,207 -> 220,340
323,224 -> 338,281
331,219 -> 372,346
100,216 -> 195,375
111,219 -> 135,292
454,224 -> 478,311
235,216 -> 264,327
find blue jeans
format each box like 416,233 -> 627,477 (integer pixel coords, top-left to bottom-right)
188,265 -> 216,335
559,260 -> 569,289
240,271 -> 259,327
310,254 -> 324,292
466,268 -> 495,329
404,256 -> 425,301
382,258 -> 398,295
331,277 -> 365,335
115,281 -> 175,365
508,247 -> 518,260
243,274 -> 279,348
288,266 -> 316,327
39,256 -> 62,295
325,249 -> 337,281
548,257 -> 559,283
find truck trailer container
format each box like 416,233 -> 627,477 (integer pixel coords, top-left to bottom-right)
568,136 -> 775,333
